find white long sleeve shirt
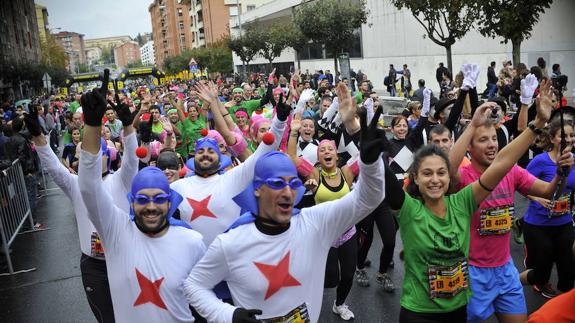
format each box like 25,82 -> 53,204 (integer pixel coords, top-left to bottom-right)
79,148 -> 206,322
183,159 -> 385,322
171,116 -> 286,246
36,131 -> 138,258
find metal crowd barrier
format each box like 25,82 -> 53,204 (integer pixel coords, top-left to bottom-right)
0,159 -> 37,275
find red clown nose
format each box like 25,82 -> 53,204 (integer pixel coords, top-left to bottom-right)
262,132 -> 275,145
135,146 -> 148,158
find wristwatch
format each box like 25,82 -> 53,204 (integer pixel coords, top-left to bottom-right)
527,121 -> 543,135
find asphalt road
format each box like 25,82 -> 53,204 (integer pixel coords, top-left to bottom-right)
0,178 -> 555,323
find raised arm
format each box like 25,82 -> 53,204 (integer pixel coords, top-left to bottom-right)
472,79 -> 553,204
449,102 -> 495,175
308,104 -> 385,245
336,82 -> 360,135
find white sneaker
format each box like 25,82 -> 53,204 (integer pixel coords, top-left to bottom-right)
332,302 -> 355,320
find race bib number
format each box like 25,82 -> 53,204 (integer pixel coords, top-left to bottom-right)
549,194 -> 570,218
479,204 -> 514,235
261,303 -> 310,323
90,232 -> 105,259
428,260 -> 468,299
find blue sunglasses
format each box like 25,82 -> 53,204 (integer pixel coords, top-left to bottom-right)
258,177 -> 303,190
133,193 -> 171,205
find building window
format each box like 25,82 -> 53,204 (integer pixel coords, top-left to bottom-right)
178,8 -> 183,16
247,5 -> 256,11
179,22 -> 184,29
229,6 -> 239,16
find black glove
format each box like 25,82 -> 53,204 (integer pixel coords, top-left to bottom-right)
81,69 -> 110,126
107,80 -> 134,126
139,117 -> 153,143
232,308 -> 262,323
275,93 -> 291,122
359,105 -> 384,164
23,105 -> 43,137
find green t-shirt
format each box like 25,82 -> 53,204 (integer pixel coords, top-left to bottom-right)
396,185 -> 477,313
228,99 -> 261,122
355,92 -> 364,105
62,128 -> 84,145
174,121 -> 189,157
180,117 -> 206,156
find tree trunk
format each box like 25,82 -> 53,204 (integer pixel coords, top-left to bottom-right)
333,56 -> 339,76
446,45 -> 453,75
269,60 -> 273,72
512,39 -> 521,67
296,50 -> 301,71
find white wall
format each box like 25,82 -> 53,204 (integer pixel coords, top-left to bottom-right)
232,0 -> 575,99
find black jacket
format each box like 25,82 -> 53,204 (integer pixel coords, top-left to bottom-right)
4,134 -> 38,175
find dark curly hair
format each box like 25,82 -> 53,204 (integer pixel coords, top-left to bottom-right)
406,145 -> 457,201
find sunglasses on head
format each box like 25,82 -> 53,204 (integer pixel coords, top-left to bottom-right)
258,177 -> 303,190
133,193 -> 170,205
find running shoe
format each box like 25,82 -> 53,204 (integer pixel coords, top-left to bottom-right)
376,272 -> 395,292
533,283 -> 559,299
332,302 -> 355,321
355,268 -> 370,287
511,217 -> 524,244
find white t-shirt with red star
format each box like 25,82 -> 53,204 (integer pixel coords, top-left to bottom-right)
79,149 -> 206,322
170,116 -> 286,246
183,159 -> 385,322
35,132 -> 138,259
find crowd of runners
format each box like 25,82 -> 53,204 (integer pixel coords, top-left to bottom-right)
0,60 -> 573,323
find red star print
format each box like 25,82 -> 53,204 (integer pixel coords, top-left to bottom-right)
254,251 -> 301,300
187,196 -> 217,221
133,268 -> 168,310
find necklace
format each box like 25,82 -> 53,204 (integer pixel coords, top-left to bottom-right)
321,168 -> 338,179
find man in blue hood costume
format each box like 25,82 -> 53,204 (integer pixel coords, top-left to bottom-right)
78,71 -> 206,322
183,88 -> 387,323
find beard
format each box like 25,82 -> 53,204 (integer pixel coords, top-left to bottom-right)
134,209 -> 168,234
194,156 -> 220,177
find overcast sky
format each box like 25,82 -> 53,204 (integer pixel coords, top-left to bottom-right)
39,0 -> 153,39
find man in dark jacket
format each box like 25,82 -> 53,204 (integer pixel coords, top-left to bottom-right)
487,61 -> 498,99
436,62 -> 449,91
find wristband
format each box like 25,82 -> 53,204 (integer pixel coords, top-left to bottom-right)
478,176 -> 494,192
296,158 -> 314,177
222,113 -> 230,117
228,132 -> 248,156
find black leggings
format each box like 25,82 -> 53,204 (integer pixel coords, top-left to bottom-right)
356,201 -> 397,273
524,221 -> 575,292
80,254 -> 115,323
324,233 -> 357,306
399,306 -> 466,323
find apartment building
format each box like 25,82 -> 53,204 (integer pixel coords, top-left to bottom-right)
149,0 -> 193,67
53,31 -> 86,73
140,41 -> 156,66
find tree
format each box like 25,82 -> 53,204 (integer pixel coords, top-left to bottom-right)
100,45 -> 115,65
294,0 -> 368,75
285,25 -> 309,71
258,23 -> 291,70
477,0 -> 552,67
126,60 -> 145,68
391,0 -> 478,73
228,29 -> 265,76
40,34 -> 68,69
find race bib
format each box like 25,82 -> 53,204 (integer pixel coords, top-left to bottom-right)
549,194 -> 570,218
478,204 -> 514,235
261,303 -> 310,323
90,232 -> 105,259
428,260 -> 468,299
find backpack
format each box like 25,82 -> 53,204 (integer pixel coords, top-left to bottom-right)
384,76 -> 390,86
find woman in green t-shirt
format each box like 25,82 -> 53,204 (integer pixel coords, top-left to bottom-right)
384,82 -> 553,323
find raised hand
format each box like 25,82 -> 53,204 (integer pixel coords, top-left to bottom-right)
139,116 -> 153,143
268,68 -> 277,85
290,112 -> 302,133
81,69 -> 110,127
422,87 -> 432,117
461,64 -> 480,90
336,82 -> 355,122
471,101 -> 497,128
275,93 -> 291,121
556,147 -> 574,175
24,104 -> 43,137
359,103 -> 384,164
520,74 -> 539,105
535,78 -> 552,122
159,116 -> 173,133
108,80 -> 134,126
194,82 -> 218,105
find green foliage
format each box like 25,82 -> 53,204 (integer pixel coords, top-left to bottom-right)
258,23 -> 292,65
40,34 -> 69,69
164,44 -> 233,75
77,63 -> 91,73
391,0 -> 477,71
228,28 -> 266,65
100,45 -> 115,65
477,0 -> 551,44
285,24 -> 309,52
294,0 -> 368,55
126,60 -> 146,68
0,60 -> 70,88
